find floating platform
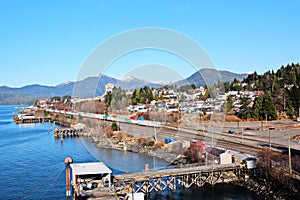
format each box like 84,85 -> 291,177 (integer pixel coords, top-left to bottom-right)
14,117 -> 51,124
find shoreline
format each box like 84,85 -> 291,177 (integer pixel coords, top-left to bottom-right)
79,128 -> 180,164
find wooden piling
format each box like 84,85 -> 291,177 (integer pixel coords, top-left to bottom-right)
66,168 -> 71,197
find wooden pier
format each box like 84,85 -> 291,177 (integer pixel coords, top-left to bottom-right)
54,127 -> 83,138
114,163 -> 251,195
15,117 -> 51,124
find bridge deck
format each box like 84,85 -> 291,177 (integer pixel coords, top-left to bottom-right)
115,163 -> 240,182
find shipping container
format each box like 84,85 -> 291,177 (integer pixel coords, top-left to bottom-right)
164,138 -> 177,144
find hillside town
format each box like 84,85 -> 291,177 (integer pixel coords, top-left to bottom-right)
34,82 -> 278,120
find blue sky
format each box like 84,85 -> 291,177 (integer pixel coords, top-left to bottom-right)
0,0 -> 299,87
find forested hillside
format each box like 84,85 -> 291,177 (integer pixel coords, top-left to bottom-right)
242,63 -> 300,118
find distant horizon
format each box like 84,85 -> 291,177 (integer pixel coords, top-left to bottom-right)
0,67 -> 253,88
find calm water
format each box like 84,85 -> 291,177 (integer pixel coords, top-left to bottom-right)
0,105 -> 258,200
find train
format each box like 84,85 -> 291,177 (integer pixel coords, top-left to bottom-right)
46,109 -> 162,127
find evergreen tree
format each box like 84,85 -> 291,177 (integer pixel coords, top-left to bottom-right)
238,97 -> 250,119
252,94 -> 264,120
262,91 -> 277,120
225,96 -> 234,115
110,87 -> 128,111
131,86 -> 154,105
288,86 -> 300,117
286,104 -> 295,119
104,91 -> 112,110
230,78 -> 243,91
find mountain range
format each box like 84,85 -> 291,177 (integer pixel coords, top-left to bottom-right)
0,68 -> 247,105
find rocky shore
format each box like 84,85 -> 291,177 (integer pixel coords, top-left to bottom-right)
79,128 -> 181,164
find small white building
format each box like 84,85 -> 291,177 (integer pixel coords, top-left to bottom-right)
105,83 -> 115,95
219,151 -> 233,164
243,157 -> 257,169
70,162 -> 112,187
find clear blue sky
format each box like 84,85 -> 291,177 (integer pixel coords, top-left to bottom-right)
0,0 -> 299,87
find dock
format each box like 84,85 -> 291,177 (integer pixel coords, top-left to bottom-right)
14,117 -> 51,124
114,163 -> 251,195
65,159 -> 256,199
54,127 -> 83,138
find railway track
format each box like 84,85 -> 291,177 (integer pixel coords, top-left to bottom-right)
119,122 -> 270,155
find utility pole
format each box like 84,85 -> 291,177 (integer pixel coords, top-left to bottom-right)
154,120 -> 157,141
241,120 -> 244,144
269,128 -> 271,150
177,111 -> 180,132
201,109 -> 204,135
288,131 -> 292,176
211,120 -> 214,147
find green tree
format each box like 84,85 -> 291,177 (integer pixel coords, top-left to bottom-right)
225,96 -> 234,114
109,87 -> 129,111
51,96 -> 61,102
286,104 -> 295,119
131,86 -> 153,105
111,122 -> 119,131
153,93 -> 159,101
224,82 -> 231,92
238,97 -> 250,119
262,91 -> 277,120
252,94 -> 264,120
288,86 -> 300,117
104,91 -> 112,110
230,78 -> 243,91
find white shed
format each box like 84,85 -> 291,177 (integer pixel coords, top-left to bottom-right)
219,151 -> 233,164
243,157 -> 257,169
70,162 -> 112,187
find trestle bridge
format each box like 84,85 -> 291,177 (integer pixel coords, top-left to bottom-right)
114,163 -> 253,195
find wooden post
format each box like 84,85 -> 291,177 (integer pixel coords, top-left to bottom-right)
66,168 -> 71,197
269,129 -> 271,150
64,157 -> 73,197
